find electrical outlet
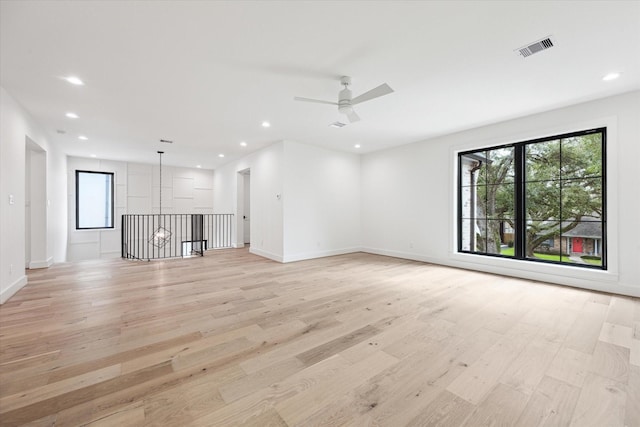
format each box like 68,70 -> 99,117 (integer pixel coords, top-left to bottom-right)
9,194 -> 15,205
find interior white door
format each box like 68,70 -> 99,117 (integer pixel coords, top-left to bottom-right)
243,173 -> 250,244
25,146 -> 31,268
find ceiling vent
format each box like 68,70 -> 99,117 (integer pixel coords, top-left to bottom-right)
517,36 -> 554,58
329,121 -> 347,128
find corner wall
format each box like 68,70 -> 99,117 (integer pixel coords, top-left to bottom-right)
213,140 -> 362,263
361,91 -> 640,297
282,141 -> 361,262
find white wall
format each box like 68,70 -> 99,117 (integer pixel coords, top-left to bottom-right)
361,90 -> 640,297
67,156 -> 214,261
0,87 -> 67,304
213,141 -> 284,261
282,141 -> 361,262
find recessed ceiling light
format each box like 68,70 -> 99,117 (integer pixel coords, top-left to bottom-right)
261,121 -> 270,128
90,154 -> 97,158
65,76 -> 84,86
218,153 -> 225,158
196,165 -> 202,168
65,112 -> 79,119
240,141 -> 247,147
602,72 -> 620,81
354,144 -> 361,148
78,135 -> 88,140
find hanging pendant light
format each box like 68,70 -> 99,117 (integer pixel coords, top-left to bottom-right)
150,150 -> 171,248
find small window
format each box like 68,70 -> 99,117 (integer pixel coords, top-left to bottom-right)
76,170 -> 114,229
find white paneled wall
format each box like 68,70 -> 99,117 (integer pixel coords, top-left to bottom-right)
67,157 -> 213,261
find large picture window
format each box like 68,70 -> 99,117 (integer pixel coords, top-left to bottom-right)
76,170 -> 114,229
458,128 -> 606,269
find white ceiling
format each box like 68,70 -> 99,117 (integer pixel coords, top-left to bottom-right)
1,1 -> 639,169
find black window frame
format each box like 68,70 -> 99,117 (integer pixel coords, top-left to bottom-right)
75,170 -> 115,230
457,127 -> 607,270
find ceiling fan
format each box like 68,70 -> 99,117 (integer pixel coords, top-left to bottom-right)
294,76 -> 394,123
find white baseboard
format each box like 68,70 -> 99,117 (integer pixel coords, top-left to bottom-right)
362,247 -> 437,264
100,252 -> 121,259
249,247 -> 283,263
28,257 -> 54,269
249,247 -> 363,264
361,246 -> 639,298
1,275 -> 28,304
282,247 -> 363,263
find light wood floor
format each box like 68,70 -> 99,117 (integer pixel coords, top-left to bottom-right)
0,249 -> 638,426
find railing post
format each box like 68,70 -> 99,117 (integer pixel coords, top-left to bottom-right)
122,213 -> 235,260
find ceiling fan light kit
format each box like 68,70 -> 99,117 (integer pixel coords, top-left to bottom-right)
294,76 -> 394,124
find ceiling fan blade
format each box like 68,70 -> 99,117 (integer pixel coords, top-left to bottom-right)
351,83 -> 394,105
346,109 -> 360,123
294,96 -> 338,106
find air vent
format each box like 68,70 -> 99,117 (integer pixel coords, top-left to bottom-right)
517,36 -> 554,58
329,122 -> 347,128
160,139 -> 173,144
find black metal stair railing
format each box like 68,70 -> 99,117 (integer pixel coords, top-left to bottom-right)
121,214 -> 234,260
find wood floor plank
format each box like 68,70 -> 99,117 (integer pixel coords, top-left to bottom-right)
403,327 -> 501,390
499,335 -> 561,395
546,346 -> 592,388
295,324 -> 381,366
405,390 -> 475,426
598,322 -> 633,349
514,375 -> 581,427
142,373 -> 227,426
626,365 -> 640,427
0,248 -> 637,426
0,364 -> 122,413
587,341 -> 630,383
631,337 -> 640,367
357,351 -> 449,426
563,301 -> 609,354
218,357 -> 305,404
276,351 -> 398,426
0,362 -> 171,426
84,402 -> 145,427
605,296 -> 636,328
446,322 -> 538,404
190,354 -> 353,426
462,383 -> 530,427
569,373 -> 626,427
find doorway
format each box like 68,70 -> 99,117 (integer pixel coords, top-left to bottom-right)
25,138 -> 47,269
25,145 -> 31,267
238,169 -> 251,245
572,237 -> 583,253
